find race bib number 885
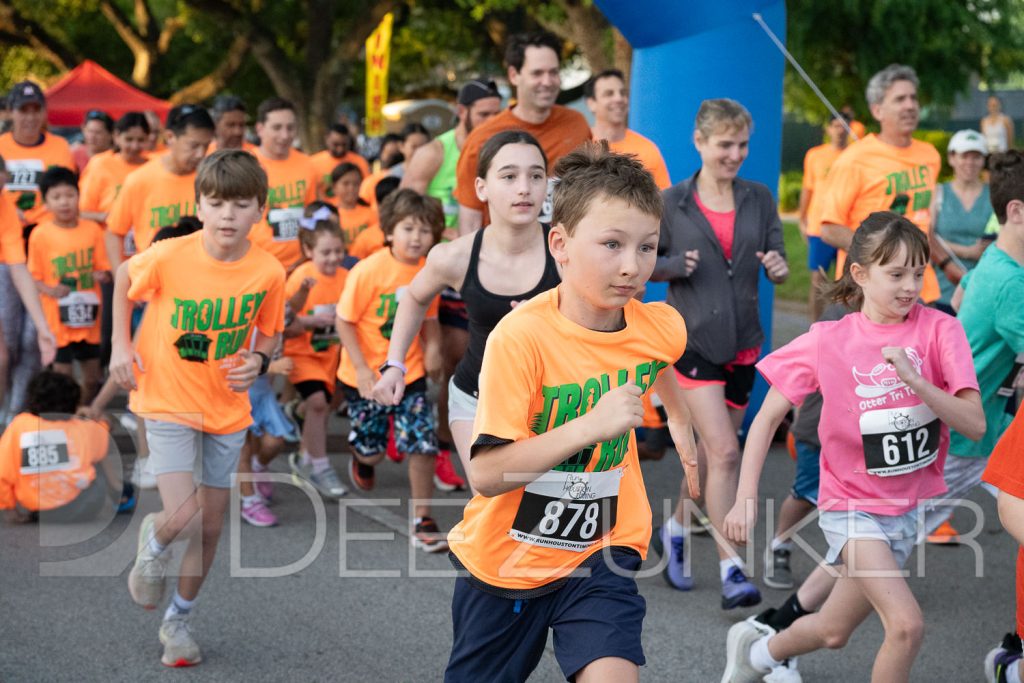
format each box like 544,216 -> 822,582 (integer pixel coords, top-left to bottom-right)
19,430 -> 71,474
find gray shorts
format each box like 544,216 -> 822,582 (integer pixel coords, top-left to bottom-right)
447,377 -> 478,426
921,454 -> 994,535
819,508 -> 920,569
146,419 -> 246,489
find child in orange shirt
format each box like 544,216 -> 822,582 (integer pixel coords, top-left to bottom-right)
28,167 -> 110,404
331,162 -> 378,246
444,144 -> 699,682
110,150 -> 285,668
330,188 -> 447,552
274,218 -> 356,506
348,176 -> 398,260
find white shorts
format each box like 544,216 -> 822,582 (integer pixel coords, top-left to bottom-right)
447,377 -> 478,426
819,508 -> 920,569
146,419 -> 246,489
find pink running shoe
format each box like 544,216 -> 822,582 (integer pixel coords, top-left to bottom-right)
241,498 -> 278,527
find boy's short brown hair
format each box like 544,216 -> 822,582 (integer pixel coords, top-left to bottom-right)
194,149 -> 268,206
551,141 -> 663,236
378,188 -> 445,244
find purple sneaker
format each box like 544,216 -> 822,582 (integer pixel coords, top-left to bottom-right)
985,633 -> 1023,683
652,524 -> 693,591
722,565 -> 762,610
241,498 -> 278,527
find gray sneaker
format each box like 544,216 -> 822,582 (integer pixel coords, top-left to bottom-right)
763,547 -> 794,590
159,613 -> 201,667
721,619 -> 770,683
289,452 -> 348,499
128,513 -> 169,609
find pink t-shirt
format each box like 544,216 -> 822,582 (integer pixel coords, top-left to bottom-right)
694,191 -> 735,260
757,304 -> 978,515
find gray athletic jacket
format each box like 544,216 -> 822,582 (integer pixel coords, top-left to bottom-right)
652,173 -> 785,365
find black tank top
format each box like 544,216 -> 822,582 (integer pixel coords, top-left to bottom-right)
452,226 -> 561,396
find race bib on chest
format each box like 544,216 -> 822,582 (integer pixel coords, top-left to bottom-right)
310,303 -> 339,351
860,403 -> 940,477
509,468 -> 622,552
5,159 -> 44,192
58,290 -> 99,328
269,207 -> 303,242
19,430 -> 71,474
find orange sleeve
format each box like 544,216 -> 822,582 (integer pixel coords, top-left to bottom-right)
284,266 -> 305,300
81,420 -> 111,465
106,178 -> 134,237
0,199 -> 26,264
817,152 -> 859,229
453,134 -> 484,212
0,417 -> 19,508
336,265 -> 368,323
802,148 -> 816,191
304,166 -> 319,204
126,241 -> 164,302
93,224 -> 111,271
472,318 -> 539,446
650,152 -> 671,191
254,265 -> 286,337
983,410 -> 1024,499
26,228 -> 46,280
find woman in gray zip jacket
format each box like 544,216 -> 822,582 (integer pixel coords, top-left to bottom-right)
649,98 -> 789,610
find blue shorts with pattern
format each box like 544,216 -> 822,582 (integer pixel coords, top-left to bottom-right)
341,377 -> 438,457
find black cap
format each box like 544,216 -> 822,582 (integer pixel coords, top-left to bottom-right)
457,79 -> 501,107
9,81 -> 44,109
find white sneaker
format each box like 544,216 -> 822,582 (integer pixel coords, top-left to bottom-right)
128,513 -> 170,609
721,620 -> 770,683
131,456 -> 157,490
763,657 -> 802,682
159,613 -> 201,667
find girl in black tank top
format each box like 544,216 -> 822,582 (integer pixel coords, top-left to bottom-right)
371,130 -> 555,488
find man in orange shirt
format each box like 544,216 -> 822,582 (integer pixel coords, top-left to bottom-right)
800,113 -> 850,319
585,69 -> 670,190
454,31 -> 591,234
210,94 -> 256,153
248,97 -> 319,269
310,123 -> 370,198
819,64 -> 943,302
105,104 -> 215,269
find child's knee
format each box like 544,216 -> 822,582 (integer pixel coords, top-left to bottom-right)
304,391 -> 329,414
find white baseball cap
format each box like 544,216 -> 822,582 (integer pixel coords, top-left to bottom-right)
947,129 -> 988,155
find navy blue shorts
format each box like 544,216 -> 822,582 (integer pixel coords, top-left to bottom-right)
445,550 -> 646,682
807,235 -> 837,272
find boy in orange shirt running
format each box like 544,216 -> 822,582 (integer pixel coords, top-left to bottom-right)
444,144 -> 699,682
28,167 -> 110,404
329,189 -> 447,551
110,150 -> 285,668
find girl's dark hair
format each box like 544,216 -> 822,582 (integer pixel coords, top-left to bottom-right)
476,129 -> 547,179
115,112 -> 150,135
825,211 -> 929,309
330,162 -> 370,207
25,370 -> 80,416
153,215 -> 202,243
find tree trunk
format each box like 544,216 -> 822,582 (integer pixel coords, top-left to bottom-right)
613,27 -> 632,81
169,33 -> 250,104
539,0 -> 612,73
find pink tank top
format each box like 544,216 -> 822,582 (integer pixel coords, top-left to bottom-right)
694,190 -> 736,260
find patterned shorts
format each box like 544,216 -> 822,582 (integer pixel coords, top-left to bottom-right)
341,378 -> 438,457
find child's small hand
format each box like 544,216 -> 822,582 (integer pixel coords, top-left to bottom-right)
268,357 -> 293,376
723,499 -> 757,546
36,327 -> 56,366
585,384 -> 644,444
93,270 -> 111,284
226,349 -> 261,392
372,368 -> 406,406
881,346 -> 919,385
110,344 -> 143,390
52,283 -> 71,298
356,366 -> 377,400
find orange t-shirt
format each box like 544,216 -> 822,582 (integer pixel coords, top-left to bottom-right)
0,413 -> 109,511
78,148 -> 113,183
127,231 -> 285,434
606,129 -> 671,190
348,224 -> 386,260
454,106 -> 592,213
28,219 -> 110,348
311,150 -> 370,197
448,289 -> 687,591
212,140 -> 258,154
801,143 -> 844,238
358,169 -> 390,210
817,134 -> 941,302
336,203 -> 378,247
0,192 -> 26,264
106,157 -> 197,255
283,259 -> 354,385
335,248 -> 438,387
79,152 -> 147,217
849,120 -> 868,140
248,148 -> 320,268
0,132 -> 75,225
982,409 -> 1024,636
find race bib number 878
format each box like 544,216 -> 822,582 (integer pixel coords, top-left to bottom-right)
509,469 -> 622,552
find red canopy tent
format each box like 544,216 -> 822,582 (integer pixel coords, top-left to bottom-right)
43,59 -> 171,127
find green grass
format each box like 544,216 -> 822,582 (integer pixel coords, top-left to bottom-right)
775,219 -> 811,304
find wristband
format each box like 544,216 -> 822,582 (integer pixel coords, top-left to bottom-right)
254,351 -> 271,376
378,359 -> 407,376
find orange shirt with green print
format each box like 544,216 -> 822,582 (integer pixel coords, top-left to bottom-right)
0,132 -> 75,225
79,152 -> 148,217
248,148 -> 319,268
0,192 -> 26,264
336,203 -> 378,247
283,259 -> 353,385
310,150 -> 370,198
105,157 -> 197,255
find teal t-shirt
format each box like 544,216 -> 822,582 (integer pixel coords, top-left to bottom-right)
949,244 -> 1024,456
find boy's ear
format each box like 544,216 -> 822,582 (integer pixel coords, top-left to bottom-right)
548,222 -> 569,266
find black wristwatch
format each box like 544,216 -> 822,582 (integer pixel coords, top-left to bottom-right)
254,351 -> 271,376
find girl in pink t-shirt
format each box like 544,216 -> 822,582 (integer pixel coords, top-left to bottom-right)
720,212 -> 985,683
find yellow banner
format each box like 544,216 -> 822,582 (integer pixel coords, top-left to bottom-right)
364,12 -> 394,138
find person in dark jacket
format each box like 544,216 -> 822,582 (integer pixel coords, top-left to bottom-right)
650,98 -> 788,610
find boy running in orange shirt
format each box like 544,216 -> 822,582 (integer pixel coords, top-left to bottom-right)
248,98 -> 319,270
444,144 -> 699,682
105,105 -> 214,269
110,150 -> 285,668
329,188 -> 448,551
28,167 -> 110,404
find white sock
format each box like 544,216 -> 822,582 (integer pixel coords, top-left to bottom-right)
251,456 -> 267,473
1008,660 -> 1021,683
242,494 -> 261,507
749,635 -> 781,672
309,455 -> 331,474
147,535 -> 166,556
771,538 -> 793,552
163,590 -> 196,621
720,558 -> 743,583
667,514 -> 687,537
